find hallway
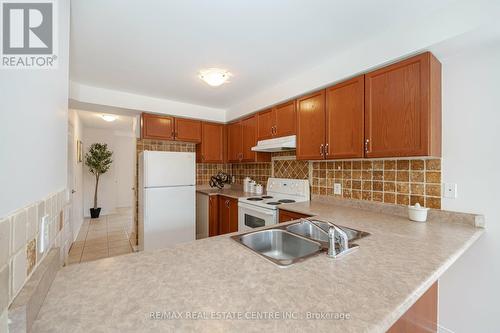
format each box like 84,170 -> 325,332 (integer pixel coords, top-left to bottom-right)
68,208 -> 134,264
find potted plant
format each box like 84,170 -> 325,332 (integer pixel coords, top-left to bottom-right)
84,143 -> 113,218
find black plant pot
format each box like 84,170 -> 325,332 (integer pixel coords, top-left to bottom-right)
90,208 -> 101,219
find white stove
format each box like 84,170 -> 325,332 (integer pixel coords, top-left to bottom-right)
238,178 -> 310,232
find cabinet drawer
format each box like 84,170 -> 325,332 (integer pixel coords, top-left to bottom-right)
279,209 -> 311,223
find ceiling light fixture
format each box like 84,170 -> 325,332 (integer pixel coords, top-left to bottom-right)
101,114 -> 117,122
198,68 -> 231,87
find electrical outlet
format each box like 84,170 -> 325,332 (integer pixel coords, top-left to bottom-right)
443,183 -> 458,199
39,215 -> 50,253
333,183 -> 342,195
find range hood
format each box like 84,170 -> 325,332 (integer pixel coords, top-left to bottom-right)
251,135 -> 296,152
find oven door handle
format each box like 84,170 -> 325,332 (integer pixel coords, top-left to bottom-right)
238,202 -> 276,215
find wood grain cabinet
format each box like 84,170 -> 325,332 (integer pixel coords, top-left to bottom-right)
174,118 -> 201,143
296,90 -> 326,160
141,113 -> 175,140
326,75 -> 365,158
197,122 -> 225,163
279,210 -> 312,223
364,52 -> 441,157
257,101 -> 296,140
218,196 -> 238,235
296,77 -> 365,161
387,281 -> 437,333
227,121 -> 243,163
227,115 -> 271,163
141,113 -> 201,143
208,195 -> 219,237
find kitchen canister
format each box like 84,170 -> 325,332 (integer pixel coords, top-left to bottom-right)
243,177 -> 252,192
248,180 -> 256,193
408,203 -> 430,222
255,184 -> 263,195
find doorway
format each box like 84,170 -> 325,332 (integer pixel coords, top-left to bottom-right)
67,110 -> 137,264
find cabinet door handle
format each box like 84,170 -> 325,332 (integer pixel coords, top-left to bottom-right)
320,144 -> 324,157
364,139 -> 370,154
226,200 -> 230,208
325,143 -> 329,156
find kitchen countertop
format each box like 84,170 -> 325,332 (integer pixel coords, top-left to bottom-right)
196,186 -> 255,199
32,200 -> 484,333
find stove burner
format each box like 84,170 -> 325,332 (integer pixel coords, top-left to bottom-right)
278,199 -> 295,203
247,197 -> 263,201
267,202 -> 282,205
261,196 -> 273,199
278,199 -> 296,203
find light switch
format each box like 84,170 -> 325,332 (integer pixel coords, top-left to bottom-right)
443,183 -> 458,199
333,183 -> 342,195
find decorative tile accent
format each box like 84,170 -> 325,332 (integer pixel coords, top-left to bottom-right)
273,159 -> 309,179
59,211 -> 64,231
26,239 -> 36,276
311,159 -> 442,209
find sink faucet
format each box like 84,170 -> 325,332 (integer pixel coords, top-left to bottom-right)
327,225 -> 349,258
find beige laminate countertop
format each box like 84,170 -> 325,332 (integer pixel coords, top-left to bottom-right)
32,200 -> 484,333
196,186 -> 251,199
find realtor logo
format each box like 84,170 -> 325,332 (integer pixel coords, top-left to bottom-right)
1,0 -> 57,68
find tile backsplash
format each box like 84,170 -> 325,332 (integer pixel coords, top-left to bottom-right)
232,163 -> 272,186
196,163 -> 232,185
136,139 -> 196,153
136,139 -> 442,209
273,159 -> 309,179
310,158 -> 441,209
0,189 -> 69,327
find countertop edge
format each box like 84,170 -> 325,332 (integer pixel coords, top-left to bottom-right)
377,227 -> 484,332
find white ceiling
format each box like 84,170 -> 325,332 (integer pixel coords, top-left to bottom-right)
77,110 -> 135,131
70,0 -> 457,109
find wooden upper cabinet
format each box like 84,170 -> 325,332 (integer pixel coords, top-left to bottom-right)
257,101 -> 296,141
141,113 -> 201,143
296,90 -> 326,160
198,122 -> 224,163
174,118 -> 201,143
274,101 -> 296,137
227,121 -> 242,163
241,116 -> 257,162
257,109 -> 274,140
365,52 -> 442,157
141,113 -> 174,140
326,75 -> 364,159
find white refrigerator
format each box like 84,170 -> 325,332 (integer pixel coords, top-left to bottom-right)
138,151 -> 196,251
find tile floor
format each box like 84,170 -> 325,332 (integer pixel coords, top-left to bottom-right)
68,208 -> 134,264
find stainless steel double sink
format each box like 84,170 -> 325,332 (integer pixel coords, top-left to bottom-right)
231,219 -> 369,267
